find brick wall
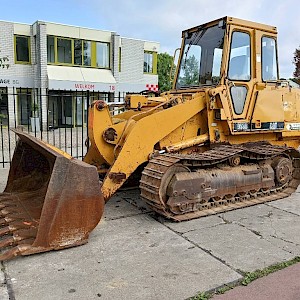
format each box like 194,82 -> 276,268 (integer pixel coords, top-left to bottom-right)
118,37 -> 158,92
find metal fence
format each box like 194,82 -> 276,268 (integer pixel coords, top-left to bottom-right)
0,87 -> 125,168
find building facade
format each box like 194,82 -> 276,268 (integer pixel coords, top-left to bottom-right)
0,20 -> 159,129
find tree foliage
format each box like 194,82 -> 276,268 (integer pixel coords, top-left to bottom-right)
157,52 -> 174,92
178,55 -> 199,86
293,46 -> 300,82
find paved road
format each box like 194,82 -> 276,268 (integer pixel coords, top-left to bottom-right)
0,167 -> 300,299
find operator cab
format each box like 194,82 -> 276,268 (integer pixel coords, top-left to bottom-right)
174,16 -> 286,134
174,16 -> 279,91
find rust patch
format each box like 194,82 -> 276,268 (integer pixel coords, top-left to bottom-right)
95,100 -> 106,111
0,130 -> 105,261
109,172 -> 127,183
103,128 -> 117,142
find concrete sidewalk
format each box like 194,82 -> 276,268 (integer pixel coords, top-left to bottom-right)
1,167 -> 300,299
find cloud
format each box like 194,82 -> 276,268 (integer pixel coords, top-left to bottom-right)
8,0 -> 298,79
86,0 -> 298,78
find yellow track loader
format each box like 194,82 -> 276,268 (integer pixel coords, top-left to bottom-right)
1,16 -> 300,260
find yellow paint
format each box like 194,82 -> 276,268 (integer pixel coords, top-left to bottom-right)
101,94 -> 206,200
83,16 -> 300,204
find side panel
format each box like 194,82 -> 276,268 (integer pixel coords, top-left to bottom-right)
251,88 -> 284,131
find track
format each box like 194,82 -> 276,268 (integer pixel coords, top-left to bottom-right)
140,143 -> 300,221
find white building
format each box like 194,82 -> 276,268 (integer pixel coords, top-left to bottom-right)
0,20 -> 159,129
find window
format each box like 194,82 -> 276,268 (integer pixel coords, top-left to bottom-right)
262,37 -> 278,81
57,38 -> 72,64
17,89 -> 32,125
119,47 -> 122,72
176,24 -> 225,88
74,40 -> 92,66
0,88 -> 8,126
228,32 -> 251,81
15,35 -> 30,63
83,41 -> 91,66
212,48 -> 223,81
230,86 -> 247,114
144,52 -> 152,73
47,36 -> 55,63
177,45 -> 201,87
74,39 -> 82,65
144,51 -> 157,74
47,36 -> 110,68
96,42 -> 109,68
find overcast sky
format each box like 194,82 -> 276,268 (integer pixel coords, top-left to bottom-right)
4,0 -> 299,79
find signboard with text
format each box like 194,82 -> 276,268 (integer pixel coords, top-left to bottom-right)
0,76 -> 34,87
48,79 -> 116,92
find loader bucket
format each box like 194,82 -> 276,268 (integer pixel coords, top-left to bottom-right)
0,130 -> 104,260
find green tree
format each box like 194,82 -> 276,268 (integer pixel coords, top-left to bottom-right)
178,55 -> 199,86
293,46 -> 300,83
157,52 -> 174,92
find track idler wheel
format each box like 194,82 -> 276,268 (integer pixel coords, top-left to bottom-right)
272,156 -> 293,185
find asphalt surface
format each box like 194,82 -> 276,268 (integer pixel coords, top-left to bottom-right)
0,167 -> 300,299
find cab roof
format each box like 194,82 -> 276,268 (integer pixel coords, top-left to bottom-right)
182,16 -> 277,37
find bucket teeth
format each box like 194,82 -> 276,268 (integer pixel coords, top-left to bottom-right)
0,246 -> 21,261
0,222 -> 36,237
0,228 -> 37,248
0,193 -> 40,260
0,130 -> 105,261
13,228 -> 38,239
0,236 -> 15,248
0,227 -> 12,237
0,217 -> 15,226
0,203 -> 17,210
1,208 -> 21,216
0,212 -> 31,220
0,244 -> 32,261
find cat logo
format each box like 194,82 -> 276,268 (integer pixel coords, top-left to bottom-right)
287,123 -> 300,130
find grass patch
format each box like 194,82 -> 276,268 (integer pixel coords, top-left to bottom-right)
190,292 -> 211,300
189,256 -> 300,299
241,256 -> 300,286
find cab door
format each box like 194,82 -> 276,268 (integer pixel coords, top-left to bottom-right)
249,34 -> 285,132
226,27 -> 257,130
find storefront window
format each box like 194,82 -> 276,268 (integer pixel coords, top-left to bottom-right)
48,92 -> 73,128
57,38 -> 72,64
17,89 -> 31,125
96,42 -> 109,68
62,96 -> 73,126
0,88 -> 8,126
15,35 -> 30,63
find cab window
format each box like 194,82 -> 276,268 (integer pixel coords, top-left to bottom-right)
228,32 -> 251,81
262,37 -> 278,81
